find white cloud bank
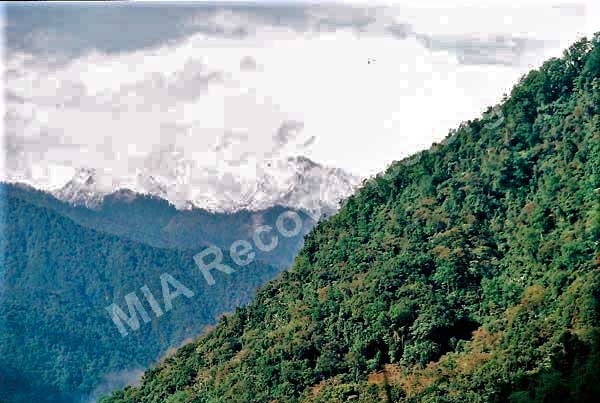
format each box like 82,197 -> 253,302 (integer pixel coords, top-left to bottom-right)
3,2 -> 599,201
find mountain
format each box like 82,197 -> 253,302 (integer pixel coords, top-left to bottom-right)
3,183 -> 314,269
0,194 -> 285,402
102,35 -> 600,402
0,147 -> 357,402
5,155 -> 359,216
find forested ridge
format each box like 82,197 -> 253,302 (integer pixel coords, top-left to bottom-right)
102,34 -> 597,402
0,195 -> 282,402
3,183 -> 310,269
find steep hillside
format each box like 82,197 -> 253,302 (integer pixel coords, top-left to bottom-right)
103,35 -> 600,402
0,195 -> 281,402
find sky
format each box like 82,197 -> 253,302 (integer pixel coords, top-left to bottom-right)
2,0 -> 600,190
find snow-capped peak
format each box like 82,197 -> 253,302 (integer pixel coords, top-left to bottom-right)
33,156 -> 359,216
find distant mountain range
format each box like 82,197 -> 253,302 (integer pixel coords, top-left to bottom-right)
0,156 -> 358,402
4,155 -> 359,216
3,183 -> 310,269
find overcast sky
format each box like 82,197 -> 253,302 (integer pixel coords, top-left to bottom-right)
2,0 -> 600,190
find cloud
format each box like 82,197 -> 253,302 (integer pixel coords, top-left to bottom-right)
184,8 -> 256,38
240,55 -> 259,71
179,5 -> 552,67
301,136 -> 317,148
6,3 -> 565,67
553,3 -> 587,17
3,1 -> 596,190
182,5 -> 384,37
415,34 -> 548,66
273,120 -> 305,149
101,59 -> 223,112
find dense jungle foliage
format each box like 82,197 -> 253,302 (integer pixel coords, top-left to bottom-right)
103,35 -> 600,402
